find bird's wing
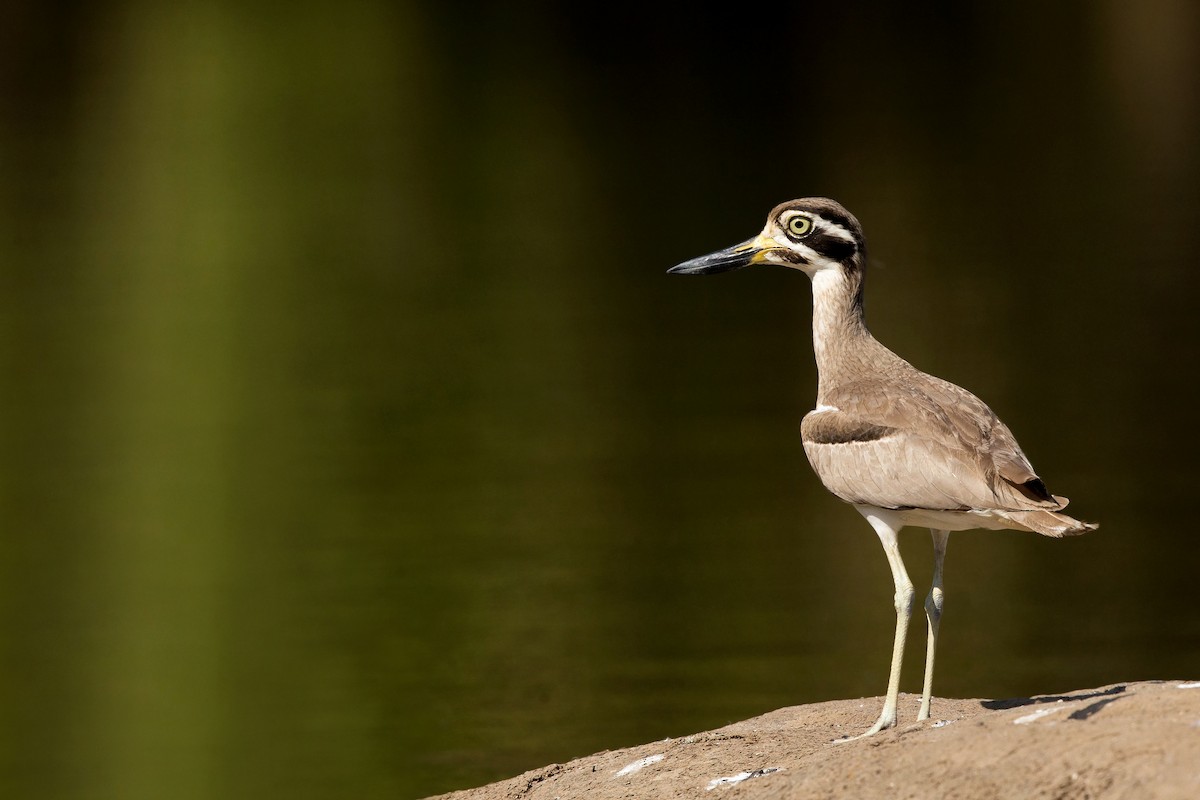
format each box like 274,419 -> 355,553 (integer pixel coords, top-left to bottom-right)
801,375 -> 1063,512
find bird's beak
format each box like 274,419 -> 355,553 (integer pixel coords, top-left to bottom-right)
667,237 -> 769,275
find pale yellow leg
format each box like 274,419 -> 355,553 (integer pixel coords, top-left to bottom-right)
840,509 -> 913,741
917,529 -> 949,721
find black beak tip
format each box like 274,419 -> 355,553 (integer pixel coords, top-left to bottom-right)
668,240 -> 761,277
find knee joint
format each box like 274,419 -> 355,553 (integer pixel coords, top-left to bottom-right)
925,586 -> 945,621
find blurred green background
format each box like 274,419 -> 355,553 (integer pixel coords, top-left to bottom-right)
2,2 -> 1198,798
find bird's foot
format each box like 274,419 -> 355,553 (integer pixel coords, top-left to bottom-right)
832,708 -> 896,744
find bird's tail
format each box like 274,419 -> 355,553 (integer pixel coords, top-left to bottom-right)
996,507 -> 1098,538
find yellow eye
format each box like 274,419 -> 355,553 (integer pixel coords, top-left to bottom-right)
787,215 -> 813,237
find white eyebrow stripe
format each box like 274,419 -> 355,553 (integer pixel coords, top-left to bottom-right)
814,216 -> 856,243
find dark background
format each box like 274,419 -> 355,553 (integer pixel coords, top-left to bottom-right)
1,2 -> 1198,798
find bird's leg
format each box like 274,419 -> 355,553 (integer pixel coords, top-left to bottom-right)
917,529 -> 950,721
841,510 -> 913,741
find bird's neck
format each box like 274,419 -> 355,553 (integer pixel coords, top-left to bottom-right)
809,268 -> 892,401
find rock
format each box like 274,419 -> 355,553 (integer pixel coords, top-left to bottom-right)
427,681 -> 1200,799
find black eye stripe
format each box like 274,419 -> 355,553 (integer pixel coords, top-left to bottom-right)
809,233 -> 858,262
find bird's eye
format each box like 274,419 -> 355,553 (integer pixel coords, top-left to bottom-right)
786,216 -> 813,237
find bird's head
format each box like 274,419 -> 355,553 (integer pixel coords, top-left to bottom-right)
668,197 -> 865,279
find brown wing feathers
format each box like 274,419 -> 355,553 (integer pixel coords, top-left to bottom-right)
803,374 -> 1078,516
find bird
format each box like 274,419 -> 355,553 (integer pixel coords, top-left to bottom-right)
667,197 -> 1096,740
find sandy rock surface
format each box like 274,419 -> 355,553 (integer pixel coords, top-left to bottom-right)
429,681 -> 1200,799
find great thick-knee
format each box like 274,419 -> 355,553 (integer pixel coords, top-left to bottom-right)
669,198 -> 1096,739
